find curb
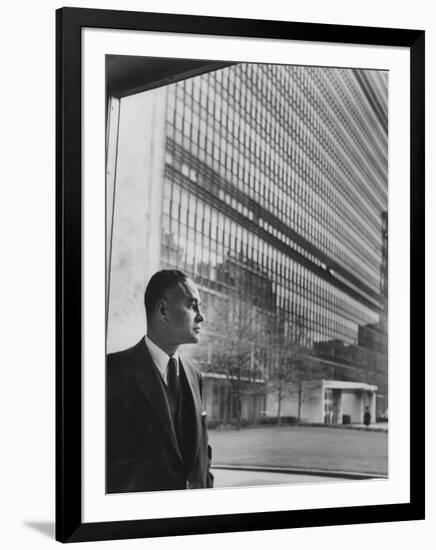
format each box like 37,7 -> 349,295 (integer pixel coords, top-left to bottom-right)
212,464 -> 388,480
210,423 -> 388,433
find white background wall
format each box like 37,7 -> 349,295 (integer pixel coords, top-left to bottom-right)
0,1 -> 433,549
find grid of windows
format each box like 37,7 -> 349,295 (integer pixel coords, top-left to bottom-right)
161,62 -> 387,363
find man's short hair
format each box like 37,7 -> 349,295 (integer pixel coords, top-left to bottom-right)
144,269 -> 188,320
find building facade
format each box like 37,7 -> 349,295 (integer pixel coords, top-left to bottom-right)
107,61 -> 388,426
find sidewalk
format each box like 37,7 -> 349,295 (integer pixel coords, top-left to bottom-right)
312,421 -> 389,433
212,468 -> 346,488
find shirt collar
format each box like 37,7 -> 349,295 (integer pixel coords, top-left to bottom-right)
144,335 -> 179,384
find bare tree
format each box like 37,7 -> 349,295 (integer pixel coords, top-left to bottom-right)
211,293 -> 269,429
190,283 -> 271,430
266,314 -> 314,424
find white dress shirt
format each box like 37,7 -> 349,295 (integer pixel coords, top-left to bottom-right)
144,335 -> 179,386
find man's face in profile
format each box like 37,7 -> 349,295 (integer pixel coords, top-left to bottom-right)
165,278 -> 204,346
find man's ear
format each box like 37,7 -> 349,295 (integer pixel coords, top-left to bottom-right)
155,298 -> 168,323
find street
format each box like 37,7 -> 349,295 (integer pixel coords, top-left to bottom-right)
209,425 -> 388,478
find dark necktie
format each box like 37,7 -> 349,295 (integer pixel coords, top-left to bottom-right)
167,356 -> 180,406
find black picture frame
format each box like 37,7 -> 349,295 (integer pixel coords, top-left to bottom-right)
56,6 -> 425,543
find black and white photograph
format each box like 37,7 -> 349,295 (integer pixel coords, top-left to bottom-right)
50,5 -> 426,545
0,0 -> 431,547
105,57 -> 389,494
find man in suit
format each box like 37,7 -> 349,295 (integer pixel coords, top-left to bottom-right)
106,269 -> 213,493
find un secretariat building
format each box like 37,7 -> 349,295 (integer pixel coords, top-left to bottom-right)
106,59 -> 388,428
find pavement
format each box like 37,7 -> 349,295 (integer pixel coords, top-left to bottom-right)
212,468 -> 343,488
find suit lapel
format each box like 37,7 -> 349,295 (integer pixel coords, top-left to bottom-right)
131,339 -> 183,464
179,358 -> 202,472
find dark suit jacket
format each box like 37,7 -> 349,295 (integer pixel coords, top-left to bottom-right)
106,338 -> 213,493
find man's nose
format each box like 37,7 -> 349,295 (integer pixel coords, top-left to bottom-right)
196,310 -> 204,323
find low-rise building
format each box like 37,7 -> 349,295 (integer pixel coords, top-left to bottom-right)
266,379 -> 377,425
